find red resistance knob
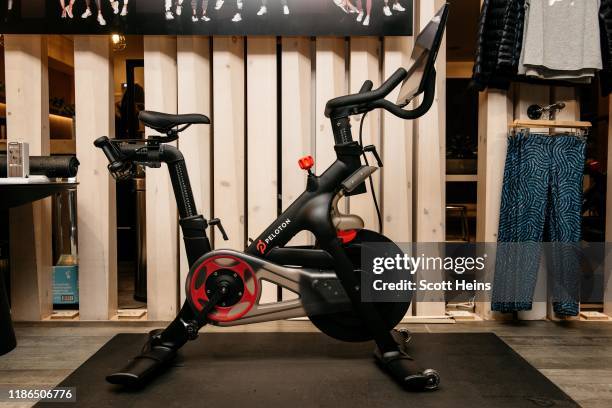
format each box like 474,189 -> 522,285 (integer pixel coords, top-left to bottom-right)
298,155 -> 314,171
337,229 -> 358,244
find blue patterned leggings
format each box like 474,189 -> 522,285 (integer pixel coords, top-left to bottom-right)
492,132 -> 585,317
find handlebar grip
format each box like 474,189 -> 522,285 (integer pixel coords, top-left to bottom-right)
359,80 -> 373,94
381,68 -> 409,94
93,136 -> 111,148
94,136 -> 118,161
325,68 -> 407,118
375,70 -> 437,120
93,136 -> 128,173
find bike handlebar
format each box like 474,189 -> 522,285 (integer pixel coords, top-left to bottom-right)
324,67 -> 408,118
372,70 -> 436,120
324,67 -> 437,122
359,80 -> 374,94
94,136 -> 129,173
94,136 -> 189,179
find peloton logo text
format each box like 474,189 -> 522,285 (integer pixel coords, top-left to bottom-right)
257,218 -> 292,253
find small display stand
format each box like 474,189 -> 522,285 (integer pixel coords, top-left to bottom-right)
0,177 -> 78,355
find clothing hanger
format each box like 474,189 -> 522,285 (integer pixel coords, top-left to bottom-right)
508,103 -> 592,137
509,119 -> 592,132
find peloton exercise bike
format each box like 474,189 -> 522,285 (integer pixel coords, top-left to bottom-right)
95,4 -> 448,392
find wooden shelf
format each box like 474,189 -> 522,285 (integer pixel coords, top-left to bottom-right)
446,174 -> 478,182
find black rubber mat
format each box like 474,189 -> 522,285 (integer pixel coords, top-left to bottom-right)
37,332 -> 579,408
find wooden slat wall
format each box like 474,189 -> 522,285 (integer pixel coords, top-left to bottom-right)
246,37 -> 278,303
280,37 -> 313,246
382,37 -> 414,243
73,36 -> 117,320
177,36 -> 212,303
9,0 -> 608,323
4,35 -> 53,321
279,37 -> 313,301
212,37 -> 245,251
315,38 -> 346,175
412,0 -> 446,317
381,37 -> 414,316
143,36 -> 180,321
2,29 -> 445,322
475,89 -> 512,320
349,38 -> 381,230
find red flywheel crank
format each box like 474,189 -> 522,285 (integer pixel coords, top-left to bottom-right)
187,255 -> 259,323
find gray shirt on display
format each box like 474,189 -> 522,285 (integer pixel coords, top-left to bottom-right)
519,0 -> 602,81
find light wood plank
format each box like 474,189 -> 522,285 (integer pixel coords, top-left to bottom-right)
143,36 -> 179,321
177,36 -> 212,303
381,36 -> 414,316
315,38 -> 346,173
73,36 -> 118,320
281,37 -> 313,246
475,89 -> 513,320
349,37 -> 381,230
280,37 -> 313,301
212,37 -> 245,250
4,35 -> 53,321
246,37 -> 278,304
382,37 -> 414,243
413,0 -> 446,316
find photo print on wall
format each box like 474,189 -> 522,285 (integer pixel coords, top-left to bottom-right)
0,0 -> 413,36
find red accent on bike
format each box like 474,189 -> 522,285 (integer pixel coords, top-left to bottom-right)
188,255 -> 259,323
298,155 -> 314,170
256,239 -> 267,254
337,229 -> 358,244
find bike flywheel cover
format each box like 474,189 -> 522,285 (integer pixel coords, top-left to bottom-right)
187,254 -> 259,323
308,229 -> 411,342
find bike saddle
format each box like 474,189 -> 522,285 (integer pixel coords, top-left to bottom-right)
139,110 -> 210,134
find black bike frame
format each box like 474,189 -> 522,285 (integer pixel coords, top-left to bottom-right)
245,141 -> 362,258
97,5 -> 448,387
131,117 -> 399,354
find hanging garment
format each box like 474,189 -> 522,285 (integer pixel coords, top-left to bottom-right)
492,132 -> 586,316
519,0 -> 603,83
472,0 -> 527,91
599,0 -> 612,95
